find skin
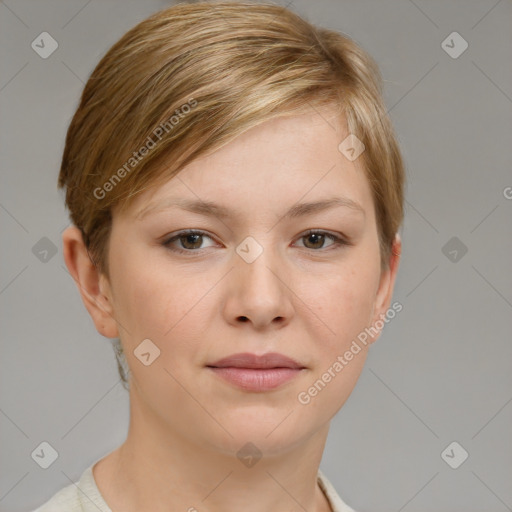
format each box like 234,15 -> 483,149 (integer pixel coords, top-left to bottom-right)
62,107 -> 401,512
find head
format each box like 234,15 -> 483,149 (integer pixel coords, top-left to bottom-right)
60,1 -> 405,456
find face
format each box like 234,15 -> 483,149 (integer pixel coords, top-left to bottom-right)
95,108 -> 399,457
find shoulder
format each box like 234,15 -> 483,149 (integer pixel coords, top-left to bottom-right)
317,469 -> 358,512
30,463 -> 111,512
31,481 -> 81,512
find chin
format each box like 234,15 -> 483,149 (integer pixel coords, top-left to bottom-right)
198,411 -> 318,459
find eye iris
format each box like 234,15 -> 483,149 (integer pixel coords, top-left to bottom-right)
181,233 -> 202,249
304,233 -> 325,249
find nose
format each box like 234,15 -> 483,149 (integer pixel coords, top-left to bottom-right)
222,241 -> 294,331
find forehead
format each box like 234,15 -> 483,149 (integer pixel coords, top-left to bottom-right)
124,109 -> 375,224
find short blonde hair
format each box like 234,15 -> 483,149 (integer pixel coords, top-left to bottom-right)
58,1 -> 405,386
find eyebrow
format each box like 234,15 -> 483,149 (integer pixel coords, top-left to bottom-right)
137,196 -> 366,221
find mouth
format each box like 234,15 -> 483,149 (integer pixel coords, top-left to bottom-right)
206,352 -> 306,392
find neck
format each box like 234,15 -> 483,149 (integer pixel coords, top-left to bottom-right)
93,386 -> 333,512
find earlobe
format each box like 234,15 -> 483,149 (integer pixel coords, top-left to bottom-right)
368,233 -> 402,344
61,226 -> 119,339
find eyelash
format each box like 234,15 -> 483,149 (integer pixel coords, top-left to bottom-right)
162,229 -> 350,255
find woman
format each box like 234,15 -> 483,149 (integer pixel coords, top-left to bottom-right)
34,1 -> 404,510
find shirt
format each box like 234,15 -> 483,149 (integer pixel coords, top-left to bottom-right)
32,461 -> 356,512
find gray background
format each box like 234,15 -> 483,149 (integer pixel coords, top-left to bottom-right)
1,0 -> 511,511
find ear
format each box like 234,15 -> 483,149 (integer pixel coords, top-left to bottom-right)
367,232 -> 402,344
61,225 -> 119,339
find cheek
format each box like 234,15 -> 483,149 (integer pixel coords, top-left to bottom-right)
111,255 -> 212,360
297,270 -> 375,415
305,261 -> 378,348
301,259 -> 379,411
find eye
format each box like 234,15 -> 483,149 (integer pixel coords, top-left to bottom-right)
162,229 -> 349,254
162,230 -> 217,254
294,230 -> 349,251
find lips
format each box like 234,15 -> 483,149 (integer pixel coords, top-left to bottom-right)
206,352 -> 306,391
207,352 -> 305,370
